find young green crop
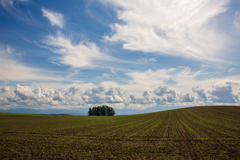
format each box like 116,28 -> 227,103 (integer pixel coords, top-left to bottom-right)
0,105 -> 240,159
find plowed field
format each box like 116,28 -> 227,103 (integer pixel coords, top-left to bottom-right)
0,106 -> 240,159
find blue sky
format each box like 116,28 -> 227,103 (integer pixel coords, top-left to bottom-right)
0,0 -> 240,115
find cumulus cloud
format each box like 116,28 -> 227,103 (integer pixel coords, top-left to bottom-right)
83,94 -> 105,104
14,85 -> 47,102
101,0 -> 231,62
153,86 -> 191,103
52,94 -> 64,102
14,84 -> 36,100
82,87 -> 106,104
92,86 -> 106,94
142,91 -> 150,101
179,93 -> 195,102
42,8 -> 64,28
105,87 -> 125,103
44,32 -> 121,68
124,67 -> 209,96
166,94 -> 175,102
209,85 -> 239,103
130,94 -> 151,104
154,86 -> 176,97
153,96 -> 166,104
1,86 -> 10,93
192,87 -> 207,102
1,79 -> 240,109
68,86 -> 80,95
0,86 -> 15,103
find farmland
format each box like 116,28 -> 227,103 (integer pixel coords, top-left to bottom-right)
0,106 -> 240,159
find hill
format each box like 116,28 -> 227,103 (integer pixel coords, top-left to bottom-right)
0,105 -> 239,159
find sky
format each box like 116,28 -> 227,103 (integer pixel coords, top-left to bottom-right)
0,0 -> 240,115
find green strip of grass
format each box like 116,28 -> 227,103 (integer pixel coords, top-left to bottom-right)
0,112 -> 71,116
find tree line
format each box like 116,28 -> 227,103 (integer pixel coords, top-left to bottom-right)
88,105 -> 116,116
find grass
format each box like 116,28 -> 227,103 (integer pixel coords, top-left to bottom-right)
0,105 -> 240,159
0,112 -> 71,116
0,112 -> 46,116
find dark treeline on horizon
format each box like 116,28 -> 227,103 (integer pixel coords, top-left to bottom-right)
88,105 -> 116,116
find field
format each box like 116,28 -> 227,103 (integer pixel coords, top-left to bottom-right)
0,106 -> 240,159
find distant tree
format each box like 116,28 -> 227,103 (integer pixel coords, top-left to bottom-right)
88,105 -> 116,116
101,105 -> 106,116
92,107 -> 97,116
88,108 -> 93,116
97,106 -> 101,116
110,107 -> 116,116
106,106 -> 110,116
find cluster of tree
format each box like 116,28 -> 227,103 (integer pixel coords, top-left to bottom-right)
88,105 -> 116,116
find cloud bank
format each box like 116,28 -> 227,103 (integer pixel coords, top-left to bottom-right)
0,80 -> 239,110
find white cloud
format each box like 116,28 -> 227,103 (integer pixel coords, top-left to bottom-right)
45,32 -> 120,68
153,96 -> 166,104
0,0 -> 34,23
142,91 -> 150,101
1,65 -> 240,109
42,8 -> 64,28
1,79 -> 240,110
14,84 -> 38,100
1,86 -> 10,93
209,85 -> 239,103
105,87 -> 125,103
129,93 -> 151,104
123,67 -> 203,95
152,86 -> 178,103
101,0 -> 232,62
138,58 -> 157,63
192,87 -> 207,102
148,58 -> 157,62
52,93 -> 65,102
0,0 -> 22,12
154,86 -> 176,97
120,66 -> 240,101
214,79 -> 240,86
228,68 -> 235,73
179,93 -> 195,103
234,11 -> 240,32
0,45 -> 64,82
126,68 -> 174,87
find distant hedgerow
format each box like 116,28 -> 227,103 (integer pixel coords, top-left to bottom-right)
88,105 -> 115,116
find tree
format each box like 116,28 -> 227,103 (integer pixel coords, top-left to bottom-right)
92,107 -> 97,116
110,107 -> 116,116
88,108 -> 93,116
101,105 -> 106,116
97,106 -> 101,116
87,105 -> 116,116
106,106 -> 110,116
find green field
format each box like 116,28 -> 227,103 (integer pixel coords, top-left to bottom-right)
0,106 -> 240,159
